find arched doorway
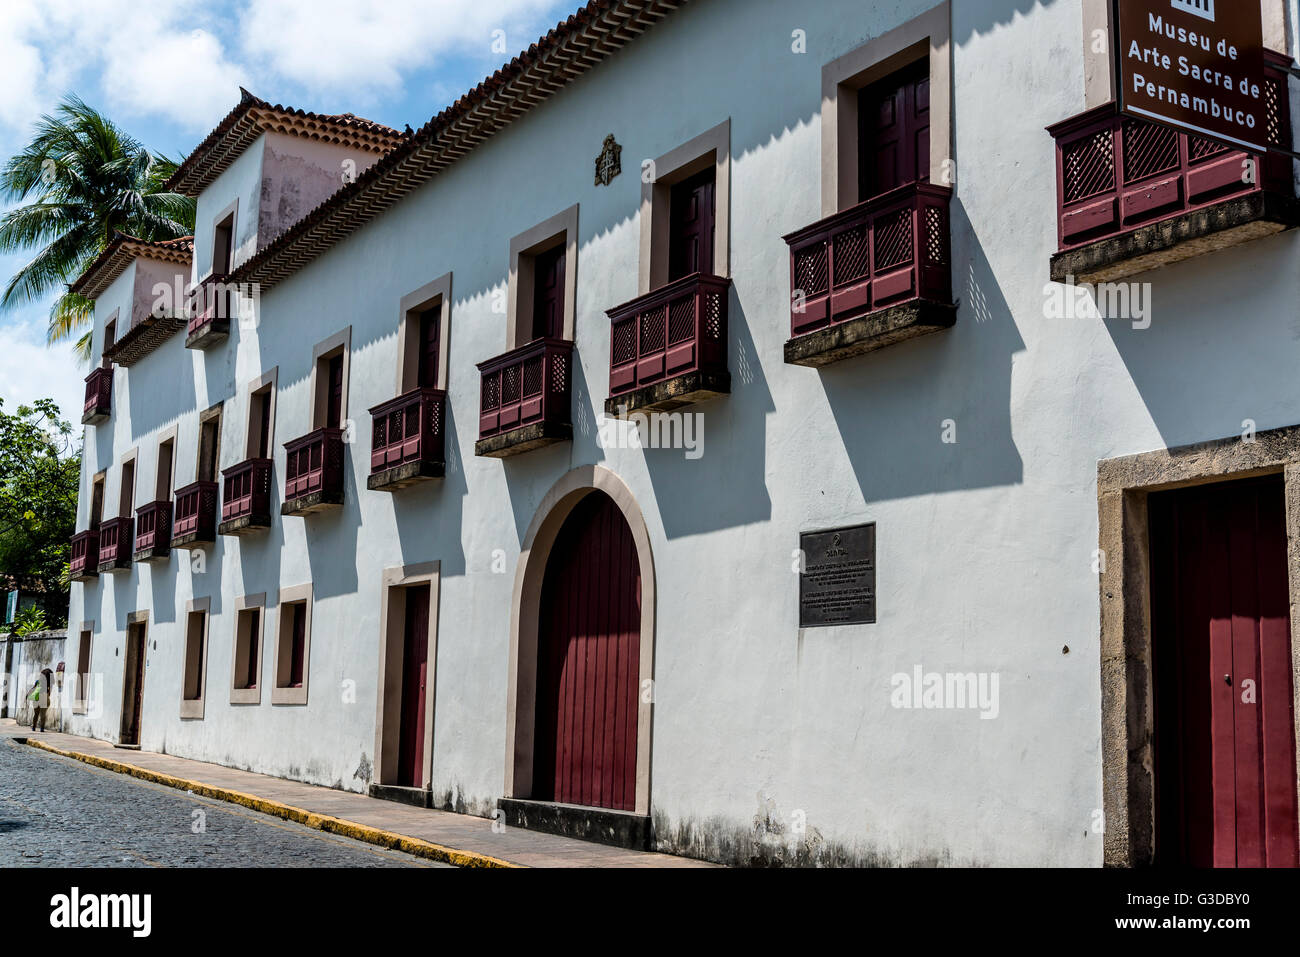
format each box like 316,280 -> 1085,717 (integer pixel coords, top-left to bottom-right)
533,490 -> 641,811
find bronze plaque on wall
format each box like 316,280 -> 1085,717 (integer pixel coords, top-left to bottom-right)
799,523 -> 876,627
1116,0 -> 1267,151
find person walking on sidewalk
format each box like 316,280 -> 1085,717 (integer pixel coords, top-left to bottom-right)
27,669 -> 51,731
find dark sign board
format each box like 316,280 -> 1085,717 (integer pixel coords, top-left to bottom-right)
1116,0 -> 1268,152
799,523 -> 876,627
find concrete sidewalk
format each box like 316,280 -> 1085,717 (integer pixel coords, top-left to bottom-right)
1,721 -> 714,868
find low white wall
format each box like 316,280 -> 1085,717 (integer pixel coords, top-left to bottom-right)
2,632 -> 69,730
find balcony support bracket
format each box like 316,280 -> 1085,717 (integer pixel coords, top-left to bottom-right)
280,491 -> 344,516
217,515 -> 272,537
367,459 -> 445,491
604,369 -> 731,418
474,421 -> 572,459
784,300 -> 957,368
1049,190 -> 1300,285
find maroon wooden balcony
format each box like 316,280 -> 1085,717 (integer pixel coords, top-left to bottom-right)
475,337 -> 573,458
606,272 -> 730,416
173,480 -> 218,547
1049,52 -> 1296,283
82,366 -> 112,424
69,529 -> 100,581
783,182 -> 955,367
133,500 -> 172,562
282,427 -> 345,515
186,272 -> 233,349
96,517 -> 133,573
368,387 -> 446,491
219,458 -> 273,535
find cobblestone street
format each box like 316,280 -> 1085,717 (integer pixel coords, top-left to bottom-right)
0,739 -> 445,867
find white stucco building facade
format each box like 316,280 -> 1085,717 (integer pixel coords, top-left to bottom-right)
63,0 -> 1300,868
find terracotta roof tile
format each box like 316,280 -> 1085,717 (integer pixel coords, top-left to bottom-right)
69,233 -> 194,300
165,88 -> 406,197
232,0 -> 686,293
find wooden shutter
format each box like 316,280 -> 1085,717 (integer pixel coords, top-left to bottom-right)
531,245 -> 566,341
417,311 -> 439,388
256,392 -> 271,459
326,355 -> 344,429
245,609 -> 260,689
669,166 -> 716,280
289,603 -> 306,687
858,60 -> 931,201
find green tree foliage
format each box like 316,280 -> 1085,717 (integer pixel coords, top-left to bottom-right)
0,398 -> 79,625
13,606 -> 48,636
0,95 -> 194,360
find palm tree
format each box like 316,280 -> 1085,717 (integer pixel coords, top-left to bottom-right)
0,95 -> 195,360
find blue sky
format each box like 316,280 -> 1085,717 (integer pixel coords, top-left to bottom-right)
0,0 -> 579,426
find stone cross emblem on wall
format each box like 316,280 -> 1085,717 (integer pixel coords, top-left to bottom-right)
595,134 -> 622,186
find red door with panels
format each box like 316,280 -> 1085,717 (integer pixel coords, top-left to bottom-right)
1150,475 -> 1299,867
534,491 -> 641,811
669,167 -> 715,280
326,354 -> 344,429
531,245 -> 566,341
120,623 -> 146,747
858,59 -> 930,201
398,584 -> 430,788
417,311 -> 439,388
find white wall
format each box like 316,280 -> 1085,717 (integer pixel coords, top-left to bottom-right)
192,139 -> 264,280
67,0 -> 1300,865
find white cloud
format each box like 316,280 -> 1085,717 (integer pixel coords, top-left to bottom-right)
0,313 -> 86,428
0,3 -> 50,133
239,0 -> 562,98
0,1 -> 249,154
30,0 -> 249,133
0,0 -> 574,152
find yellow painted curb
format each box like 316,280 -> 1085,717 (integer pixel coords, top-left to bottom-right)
24,738 -> 519,869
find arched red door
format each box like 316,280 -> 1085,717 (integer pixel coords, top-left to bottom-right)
534,491 -> 641,811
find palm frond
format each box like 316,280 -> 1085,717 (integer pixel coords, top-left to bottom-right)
0,94 -> 198,337
48,291 -> 95,347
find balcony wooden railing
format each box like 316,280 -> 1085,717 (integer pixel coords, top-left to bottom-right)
96,516 -> 133,572
283,427 -> 345,512
607,272 -> 730,407
368,387 -> 446,488
70,529 -> 100,581
186,272 -> 234,348
82,366 -> 112,425
220,458 -> 273,532
1049,53 -> 1292,255
173,480 -> 218,545
476,337 -> 572,451
783,182 -> 953,340
133,500 -> 172,560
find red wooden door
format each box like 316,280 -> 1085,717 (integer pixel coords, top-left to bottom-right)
858,60 -> 930,201
120,624 -> 146,746
417,311 -> 439,388
669,167 -> 715,280
531,245 -> 566,341
288,603 -> 306,688
326,355 -> 344,429
256,392 -> 271,458
1150,475 -> 1299,867
90,480 -> 104,528
244,609 -> 260,689
535,492 -> 641,811
397,585 -> 430,788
